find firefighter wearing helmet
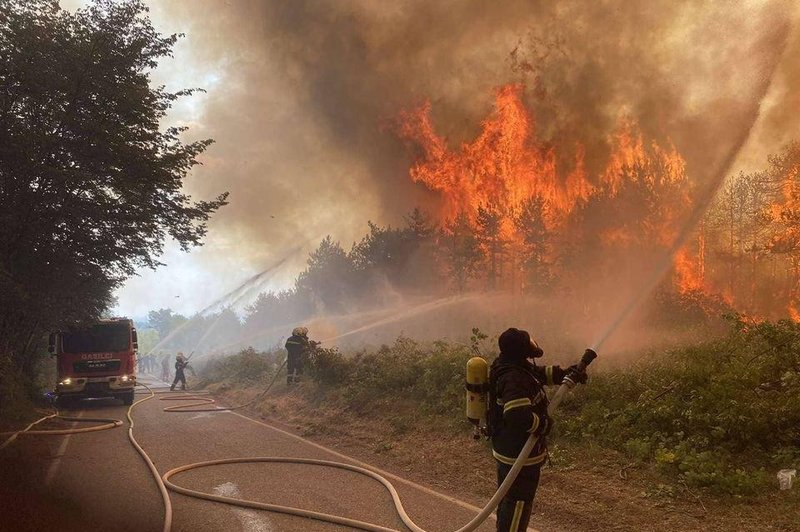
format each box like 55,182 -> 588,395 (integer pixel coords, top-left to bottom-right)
285,327 -> 315,384
170,352 -> 189,391
488,328 -> 592,532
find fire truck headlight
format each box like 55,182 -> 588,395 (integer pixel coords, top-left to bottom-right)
120,375 -> 129,382
60,378 -> 72,386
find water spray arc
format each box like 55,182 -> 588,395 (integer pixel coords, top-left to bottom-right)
144,242 -> 311,357
591,17 -> 791,352
89,13 -> 795,532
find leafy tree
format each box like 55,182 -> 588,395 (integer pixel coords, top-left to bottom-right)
295,236 -> 356,312
405,207 -> 435,240
135,328 -> 160,355
706,170 -> 773,309
147,308 -> 188,341
350,222 -> 408,280
0,1 -> 227,382
401,207 -> 440,291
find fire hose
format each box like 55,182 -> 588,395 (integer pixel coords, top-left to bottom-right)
158,357 -> 288,413
150,349 -> 597,532
0,413 -> 123,451
0,381 -> 173,531
1,350 -> 595,532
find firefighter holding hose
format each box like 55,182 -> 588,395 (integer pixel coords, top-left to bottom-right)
488,328 -> 592,532
285,327 -> 318,385
170,352 -> 189,391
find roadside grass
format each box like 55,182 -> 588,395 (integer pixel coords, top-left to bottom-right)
198,317 -> 800,501
558,317 -> 800,497
0,353 -> 56,429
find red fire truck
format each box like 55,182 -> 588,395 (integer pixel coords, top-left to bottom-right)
50,318 -> 138,405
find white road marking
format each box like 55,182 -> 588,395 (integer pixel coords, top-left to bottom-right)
213,481 -> 273,532
44,410 -> 82,487
187,411 -> 232,421
229,410 -> 488,514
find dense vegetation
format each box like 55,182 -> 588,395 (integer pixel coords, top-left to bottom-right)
560,317 -> 800,495
0,0 -> 225,421
200,318 -> 799,496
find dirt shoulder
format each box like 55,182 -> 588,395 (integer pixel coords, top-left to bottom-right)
208,382 -> 799,532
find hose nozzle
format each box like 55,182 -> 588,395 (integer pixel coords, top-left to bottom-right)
562,348 -> 598,387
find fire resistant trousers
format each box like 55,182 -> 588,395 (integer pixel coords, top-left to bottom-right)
171,370 -> 186,390
287,355 -> 303,384
495,461 -> 541,532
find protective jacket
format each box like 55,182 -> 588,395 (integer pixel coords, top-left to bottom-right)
285,334 -> 309,360
488,356 -> 568,467
174,359 -> 188,376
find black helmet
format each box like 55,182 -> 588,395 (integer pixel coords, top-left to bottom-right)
498,328 -> 544,360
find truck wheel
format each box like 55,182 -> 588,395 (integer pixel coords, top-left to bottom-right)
56,395 -> 74,409
122,392 -> 134,406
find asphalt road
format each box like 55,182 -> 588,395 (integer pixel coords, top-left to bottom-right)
0,376 -> 503,532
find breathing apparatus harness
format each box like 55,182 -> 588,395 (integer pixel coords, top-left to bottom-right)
465,346 -> 597,446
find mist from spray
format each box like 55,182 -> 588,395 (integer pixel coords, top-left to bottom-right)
591,15 -> 792,351
141,2 -> 800,361
145,242 -> 312,356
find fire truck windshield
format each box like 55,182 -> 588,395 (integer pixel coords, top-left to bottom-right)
62,322 -> 131,354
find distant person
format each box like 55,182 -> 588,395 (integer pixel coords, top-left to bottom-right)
160,353 -> 171,381
170,353 -> 189,391
284,327 -> 317,385
488,328 -> 591,532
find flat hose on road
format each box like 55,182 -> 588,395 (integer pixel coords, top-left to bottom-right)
1,366 -> 565,532
158,357 -> 288,413
129,382 -> 173,532
0,382 -> 173,532
149,358 -> 554,532
161,435 -> 539,532
0,412 -> 123,451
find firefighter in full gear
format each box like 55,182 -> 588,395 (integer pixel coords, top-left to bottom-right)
489,328 -> 591,532
285,327 -> 315,385
170,352 -> 189,391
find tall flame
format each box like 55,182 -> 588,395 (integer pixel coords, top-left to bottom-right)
397,83 -> 725,302
398,84 -> 592,233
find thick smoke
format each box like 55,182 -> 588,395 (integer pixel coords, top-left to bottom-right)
135,1 -> 796,350
152,0 -> 795,255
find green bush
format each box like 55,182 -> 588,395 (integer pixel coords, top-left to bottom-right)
199,347 -> 281,385
308,346 -> 354,385
202,317 -> 800,496
559,316 -> 800,495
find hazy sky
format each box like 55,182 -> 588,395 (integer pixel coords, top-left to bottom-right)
59,1 -> 799,320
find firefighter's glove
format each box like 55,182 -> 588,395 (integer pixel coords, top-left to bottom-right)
535,413 -> 553,437
566,364 -> 588,385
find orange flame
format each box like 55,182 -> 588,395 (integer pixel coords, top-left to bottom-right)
397,84 -> 591,233
398,83 -> 712,300
673,247 -> 705,295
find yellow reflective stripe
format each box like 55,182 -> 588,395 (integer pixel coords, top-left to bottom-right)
528,413 -> 540,434
492,447 -> 547,466
545,366 -> 554,386
510,500 -> 525,532
286,340 -> 303,345
503,398 -> 532,414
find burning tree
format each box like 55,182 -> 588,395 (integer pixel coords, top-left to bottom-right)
396,83 -> 706,308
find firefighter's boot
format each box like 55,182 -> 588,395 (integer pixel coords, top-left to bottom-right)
496,498 -> 533,532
